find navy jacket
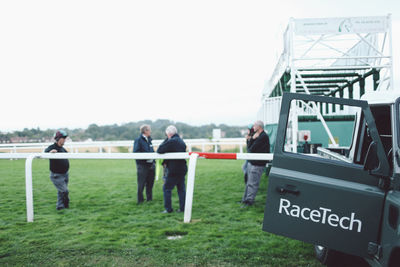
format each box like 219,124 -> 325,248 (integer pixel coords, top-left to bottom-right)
133,135 -> 155,166
45,143 -> 69,174
157,134 -> 187,177
247,131 -> 270,166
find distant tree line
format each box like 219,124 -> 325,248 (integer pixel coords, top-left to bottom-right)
0,120 -> 246,143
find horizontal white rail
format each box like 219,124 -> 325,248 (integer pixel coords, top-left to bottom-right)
4,152 -> 190,160
0,138 -> 246,148
0,138 -> 247,153
0,152 -> 273,224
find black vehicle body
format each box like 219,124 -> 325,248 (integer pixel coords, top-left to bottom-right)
263,92 -> 400,266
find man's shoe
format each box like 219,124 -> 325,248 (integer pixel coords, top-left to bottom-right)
56,207 -> 65,210
240,201 -> 253,208
64,192 -> 69,208
161,210 -> 173,214
176,209 -> 184,213
236,200 -> 243,204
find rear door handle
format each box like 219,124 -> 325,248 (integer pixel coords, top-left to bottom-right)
276,185 -> 300,196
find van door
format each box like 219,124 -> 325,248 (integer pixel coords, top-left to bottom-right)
378,97 -> 400,266
263,93 -> 390,259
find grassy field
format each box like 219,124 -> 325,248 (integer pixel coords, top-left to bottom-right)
0,158 -> 322,267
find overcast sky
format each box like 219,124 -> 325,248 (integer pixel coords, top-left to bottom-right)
1,0 -> 399,132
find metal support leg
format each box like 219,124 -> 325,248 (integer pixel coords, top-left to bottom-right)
25,154 -> 37,222
184,153 -> 199,223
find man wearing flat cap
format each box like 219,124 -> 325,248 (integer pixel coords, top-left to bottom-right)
45,130 -> 70,210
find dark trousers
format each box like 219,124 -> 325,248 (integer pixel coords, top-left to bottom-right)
50,171 -> 69,209
136,164 -> 155,203
163,175 -> 186,212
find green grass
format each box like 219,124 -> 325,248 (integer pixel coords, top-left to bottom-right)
0,159 -> 322,266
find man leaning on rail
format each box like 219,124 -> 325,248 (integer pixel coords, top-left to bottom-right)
157,125 -> 187,213
44,130 -> 70,210
133,124 -> 155,204
241,120 -> 270,208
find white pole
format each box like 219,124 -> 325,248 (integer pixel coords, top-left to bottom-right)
289,18 -> 298,153
388,14 -> 394,91
239,144 -> 243,154
184,153 -> 199,223
25,154 -> 37,222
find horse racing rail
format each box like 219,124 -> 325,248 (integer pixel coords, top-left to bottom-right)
0,152 -> 273,223
0,138 -> 247,153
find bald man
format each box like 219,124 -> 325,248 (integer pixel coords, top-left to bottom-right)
241,120 -> 270,207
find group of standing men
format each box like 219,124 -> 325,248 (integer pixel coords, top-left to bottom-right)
45,121 -> 269,212
134,121 -> 271,211
44,125 -> 187,213
133,125 -> 187,213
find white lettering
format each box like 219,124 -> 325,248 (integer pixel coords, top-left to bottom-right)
328,213 -> 339,227
320,207 -> 331,224
339,216 -> 350,230
349,213 -> 362,233
290,205 -> 300,217
279,198 -> 290,215
277,198 -> 362,233
310,210 -> 321,223
301,208 -> 310,220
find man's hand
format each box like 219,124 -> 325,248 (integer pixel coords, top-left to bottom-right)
252,131 -> 260,139
49,149 -> 57,153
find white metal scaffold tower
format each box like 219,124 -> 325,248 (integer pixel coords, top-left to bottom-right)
258,14 -> 394,152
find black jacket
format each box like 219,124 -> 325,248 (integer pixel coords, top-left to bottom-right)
44,143 -> 69,174
133,135 -> 155,166
247,131 -> 270,166
157,134 -> 187,177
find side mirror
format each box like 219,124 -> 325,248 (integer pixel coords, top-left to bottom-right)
364,142 -> 379,173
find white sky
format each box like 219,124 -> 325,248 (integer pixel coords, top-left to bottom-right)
1,0 -> 399,132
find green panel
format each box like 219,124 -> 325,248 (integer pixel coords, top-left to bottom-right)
265,124 -> 278,153
267,119 -> 354,151
298,120 -> 355,147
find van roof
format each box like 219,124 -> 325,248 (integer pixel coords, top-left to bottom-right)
361,90 -> 400,105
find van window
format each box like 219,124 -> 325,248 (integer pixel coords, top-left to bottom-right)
370,105 -> 392,170
284,99 -> 361,164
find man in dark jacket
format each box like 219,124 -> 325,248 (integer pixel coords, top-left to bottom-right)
133,124 -> 155,204
45,130 -> 70,210
241,120 -> 270,207
157,125 -> 187,213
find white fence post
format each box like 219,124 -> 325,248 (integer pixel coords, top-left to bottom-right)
184,153 -> 199,223
25,154 -> 37,222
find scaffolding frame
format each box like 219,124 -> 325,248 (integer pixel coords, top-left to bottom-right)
260,15 -> 394,152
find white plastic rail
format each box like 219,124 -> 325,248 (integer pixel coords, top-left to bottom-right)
0,152 -> 273,223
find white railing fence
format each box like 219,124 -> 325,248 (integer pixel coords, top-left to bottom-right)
0,138 -> 247,153
0,152 -> 273,224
